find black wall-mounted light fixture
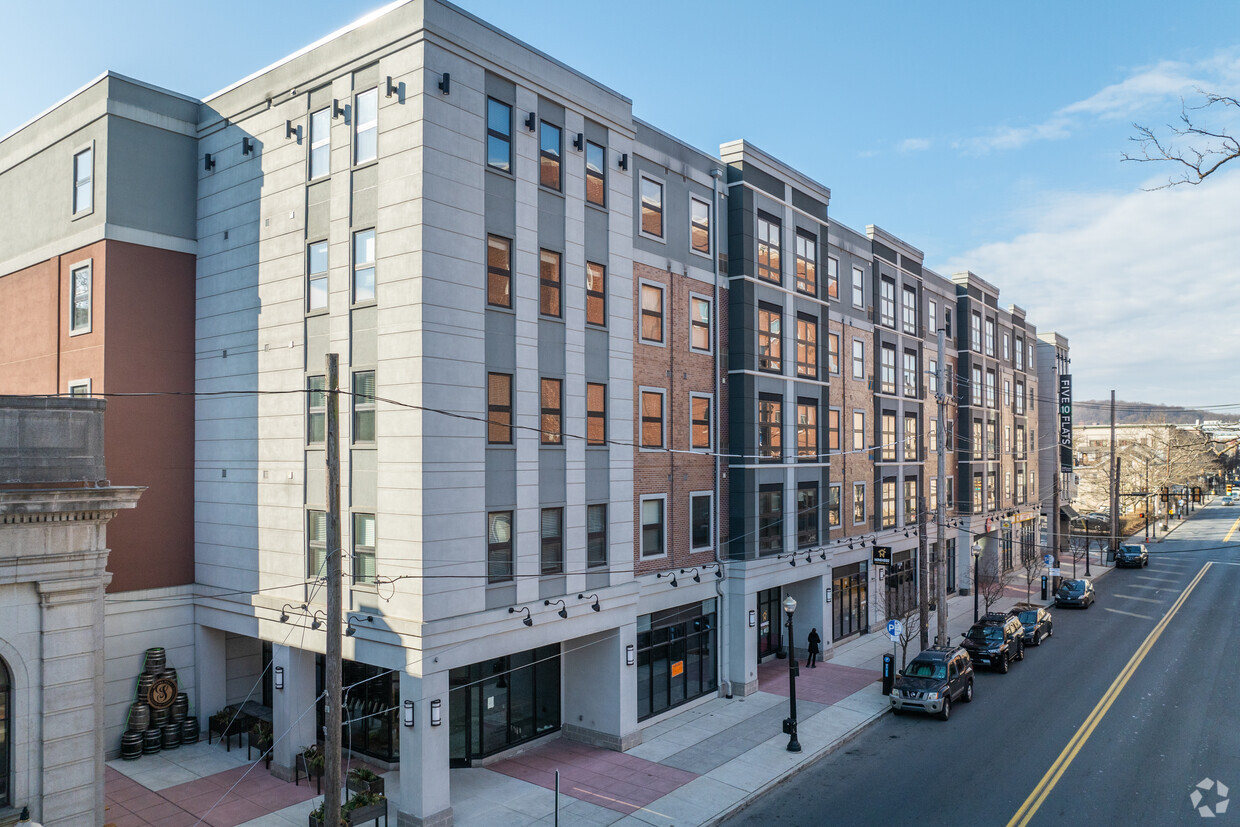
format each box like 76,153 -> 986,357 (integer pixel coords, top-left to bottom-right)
332,99 -> 344,119
242,137 -> 254,156
286,120 -> 297,140
525,111 -> 537,131
438,73 -> 450,95
403,699 -> 415,727
387,75 -> 400,98
749,609 -> 757,628
703,563 -> 723,580
626,644 -> 635,666
680,568 -> 701,583
278,603 -> 303,623
508,606 -> 532,626
311,610 -> 325,630
430,699 -> 442,726
572,132 -> 584,151
204,153 -> 215,171
577,593 -> 601,612
544,599 -> 568,619
618,153 -> 628,171
656,571 -> 678,587
345,613 -> 374,637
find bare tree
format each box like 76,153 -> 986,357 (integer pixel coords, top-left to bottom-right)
1124,90 -> 1240,188
1020,537 -> 1042,602
979,557 -> 1015,615
877,574 -> 924,668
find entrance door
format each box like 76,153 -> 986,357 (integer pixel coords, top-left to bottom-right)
756,587 -> 782,659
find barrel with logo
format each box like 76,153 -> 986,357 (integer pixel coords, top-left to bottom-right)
151,706 -> 169,727
120,731 -> 143,760
127,702 -> 150,733
143,647 -> 166,675
161,722 -> 181,750
142,728 -> 162,754
181,716 -> 200,744
136,674 -> 154,704
171,692 -> 189,722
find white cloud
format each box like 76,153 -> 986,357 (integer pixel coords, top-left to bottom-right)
899,137 -> 931,152
954,117 -> 1072,154
1060,59 -> 1201,119
939,169 -> 1240,406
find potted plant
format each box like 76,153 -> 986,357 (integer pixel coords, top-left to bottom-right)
342,790 -> 387,826
346,766 -> 385,795
307,800 -> 342,827
301,745 -> 325,778
211,705 -> 244,736
250,720 -> 273,751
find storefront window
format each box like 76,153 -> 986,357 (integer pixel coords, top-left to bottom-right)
636,600 -> 717,721
448,644 -> 560,767
832,563 -> 868,641
756,587 -> 782,658
0,658 -> 9,808
316,657 -> 400,763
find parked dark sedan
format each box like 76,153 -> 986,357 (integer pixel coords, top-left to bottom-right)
1008,604 -> 1054,644
1115,544 -> 1149,568
1055,578 -> 1096,608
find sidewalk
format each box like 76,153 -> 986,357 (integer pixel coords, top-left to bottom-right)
104,512 -> 1193,827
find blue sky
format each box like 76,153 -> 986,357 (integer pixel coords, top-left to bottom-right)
6,0 -> 1240,409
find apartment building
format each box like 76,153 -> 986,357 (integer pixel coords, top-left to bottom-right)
922,269 -> 960,596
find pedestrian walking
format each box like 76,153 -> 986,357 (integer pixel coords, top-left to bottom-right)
807,628 -> 821,668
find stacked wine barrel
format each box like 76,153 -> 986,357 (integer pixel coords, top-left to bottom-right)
121,647 -> 195,760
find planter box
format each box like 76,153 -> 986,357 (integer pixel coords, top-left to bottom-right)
346,776 -> 385,796
345,800 -> 387,826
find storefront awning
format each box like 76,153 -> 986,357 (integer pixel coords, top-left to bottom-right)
1060,505 -> 1081,521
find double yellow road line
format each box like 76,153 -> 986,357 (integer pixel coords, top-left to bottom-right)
1006,563 -> 1212,827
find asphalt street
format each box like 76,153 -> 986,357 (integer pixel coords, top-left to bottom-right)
722,502 -> 1240,827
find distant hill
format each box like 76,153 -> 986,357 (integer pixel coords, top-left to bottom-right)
1073,400 -> 1240,426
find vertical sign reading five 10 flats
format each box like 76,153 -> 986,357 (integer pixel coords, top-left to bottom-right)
1059,375 -> 1073,472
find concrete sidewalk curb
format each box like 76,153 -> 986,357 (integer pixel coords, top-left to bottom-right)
702,685 -> 887,827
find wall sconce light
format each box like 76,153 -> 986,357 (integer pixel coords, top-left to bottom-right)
544,599 -> 568,619
332,99 -> 344,119
525,112 -> 537,131
311,610 -> 325,630
437,73 -> 450,95
749,609 -> 757,628
386,75 -> 399,98
788,555 -> 797,567
279,603 -> 303,623
680,568 -> 701,583
703,563 -> 723,579
345,613 -> 374,637
430,699 -> 442,726
509,606 -> 532,626
286,120 -> 297,140
577,593 -> 601,612
572,132 -> 584,151
657,571 -> 678,587
204,153 -> 216,171
242,137 -> 254,155
625,644 -> 635,666
274,666 -> 284,690
403,699 -> 415,727
618,153 -> 628,171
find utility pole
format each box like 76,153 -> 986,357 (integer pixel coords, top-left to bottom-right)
1109,390 -> 1118,560
324,354 -> 343,823
1051,443 -> 1061,594
918,495 -> 928,651
935,328 -> 948,646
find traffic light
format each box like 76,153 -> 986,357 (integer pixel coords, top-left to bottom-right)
1192,487 -> 1202,503
1160,486 -> 1170,503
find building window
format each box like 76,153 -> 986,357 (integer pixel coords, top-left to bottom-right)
928,299 -> 937,336
827,331 -> 840,375
1017,469 -> 1027,503
488,373 -> 513,444
0,657 -> 9,807
796,314 -> 817,378
928,418 -> 938,452
487,235 -> 512,309
353,513 -> 376,584
985,318 -> 996,356
902,286 -> 917,334
70,263 -> 91,334
1015,380 -> 1025,414
691,197 -> 711,254
641,389 -> 664,449
986,369 -> 997,408
796,399 -> 818,461
879,278 -> 895,327
307,241 -> 328,311
487,98 -> 512,172
586,141 -> 606,205
852,265 -> 865,307
1005,424 -> 1012,455
354,88 -> 378,165
1016,424 -> 1026,458
1004,379 -> 1011,408
971,311 -> 982,353
308,510 -> 327,577
353,371 -> 376,442
690,296 -> 712,352
587,504 -> 608,567
987,471 -> 997,510
1005,471 -> 1013,500
902,350 -> 918,397
641,497 -> 665,557
972,366 -> 983,406
905,413 -> 919,460
640,177 -> 663,237
640,283 -> 664,343
947,477 -> 955,509
353,229 -> 376,303
828,408 -> 841,452
881,412 -> 897,461
691,493 -> 713,551
73,147 -> 93,214
759,394 -> 782,461
309,108 -> 330,178
852,410 -> 866,452
988,420 -> 999,458
540,250 -> 561,317
795,230 -> 817,294
540,122 -> 561,190
308,375 -> 326,444
583,261 -> 606,326
852,339 -> 865,379
853,482 -> 867,524
67,379 -> 91,397
929,359 -> 938,394
1003,333 -> 1011,361
879,345 -> 896,395
973,472 -> 983,511
904,479 -> 917,525
757,213 -> 781,283
929,478 -> 938,511
691,394 -> 712,451
826,256 -> 839,300
758,304 -> 782,372
541,507 -> 563,574
541,378 -> 562,444
758,484 -> 782,554
827,483 -> 841,529
798,482 -> 820,547
881,479 -> 896,528
587,383 -> 606,446
488,512 -> 513,582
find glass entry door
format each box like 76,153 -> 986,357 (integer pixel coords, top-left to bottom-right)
756,587 -> 782,659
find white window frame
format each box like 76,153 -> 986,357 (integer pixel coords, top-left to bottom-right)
72,143 -> 94,217
902,286 -> 917,334
689,490 -> 714,553
689,391 -> 714,452
69,260 -> 92,336
309,107 -> 330,179
353,87 -> 378,165
928,299 -> 937,336
852,265 -> 865,308
639,174 -> 665,241
67,379 -> 91,397
971,311 -> 982,353
639,386 -> 667,451
640,494 -> 668,559
688,292 -> 713,354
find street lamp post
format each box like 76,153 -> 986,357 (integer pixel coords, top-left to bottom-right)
971,541 -> 982,622
782,595 -> 801,753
